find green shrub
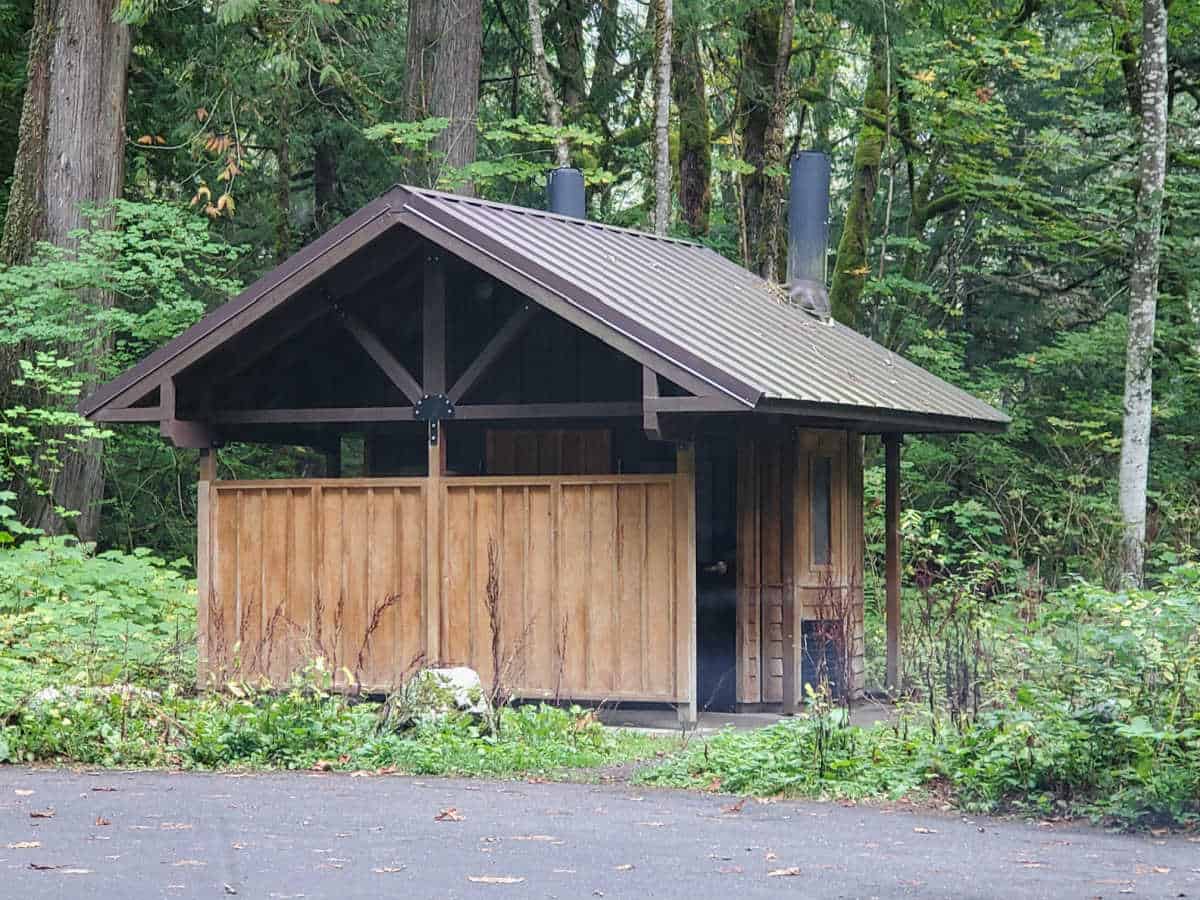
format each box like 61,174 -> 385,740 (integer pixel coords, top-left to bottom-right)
0,537 -> 195,710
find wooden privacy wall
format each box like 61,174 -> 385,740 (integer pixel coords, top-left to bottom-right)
735,430 -> 864,705
197,471 -> 695,705
199,480 -> 428,687
440,475 -> 693,702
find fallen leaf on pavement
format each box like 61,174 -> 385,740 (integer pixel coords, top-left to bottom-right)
7,841 -> 40,849
30,809 -> 55,819
768,867 -> 802,877
59,868 -> 92,875
508,835 -> 556,842
160,823 -> 192,831
173,860 -> 207,867
722,798 -> 747,815
28,863 -> 61,870
91,787 -> 117,793
95,817 -> 111,827
435,807 -> 464,822
913,826 -> 937,834
467,875 -> 525,884
614,863 -> 634,871
637,821 -> 666,828
223,883 -> 238,894
718,865 -> 743,875
14,789 -> 34,796
373,866 -> 406,874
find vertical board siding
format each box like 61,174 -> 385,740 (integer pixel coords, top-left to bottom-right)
202,480 -> 427,689
737,430 -> 866,707
440,475 -> 689,701
199,474 -> 693,703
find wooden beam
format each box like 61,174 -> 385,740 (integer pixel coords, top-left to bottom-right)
423,254 -> 446,395
644,395 -> 749,413
211,407 -> 415,424
642,367 -> 662,440
885,433 -> 902,692
94,406 -> 162,423
447,303 -> 537,404
781,431 -> 797,715
454,402 -> 641,420
340,311 -> 424,403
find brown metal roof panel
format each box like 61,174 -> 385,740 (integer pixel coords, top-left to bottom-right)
406,188 -> 1006,426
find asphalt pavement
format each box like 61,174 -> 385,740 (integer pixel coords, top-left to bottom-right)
1,766 -> 1197,899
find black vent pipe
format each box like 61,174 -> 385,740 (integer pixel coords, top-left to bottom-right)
787,151 -> 831,320
546,167 -> 586,218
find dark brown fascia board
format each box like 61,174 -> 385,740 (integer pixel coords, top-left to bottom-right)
78,193 -> 403,418
753,398 -> 1010,434
392,192 -> 762,411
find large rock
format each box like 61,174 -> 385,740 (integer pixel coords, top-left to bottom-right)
383,667 -> 491,730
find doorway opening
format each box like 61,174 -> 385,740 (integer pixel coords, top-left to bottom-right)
695,437 -> 738,712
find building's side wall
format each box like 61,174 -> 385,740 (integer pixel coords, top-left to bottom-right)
736,429 -> 865,706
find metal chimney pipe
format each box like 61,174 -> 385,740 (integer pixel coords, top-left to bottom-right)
787,151 -> 831,319
546,167 -> 586,218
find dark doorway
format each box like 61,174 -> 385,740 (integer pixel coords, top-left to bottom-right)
695,438 -> 738,712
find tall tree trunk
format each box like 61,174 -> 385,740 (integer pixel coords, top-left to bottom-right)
526,0 -> 570,168
404,0 -> 483,193
672,14 -> 710,236
736,6 -> 780,269
547,0 -> 587,119
829,33 -> 888,328
754,0 -> 796,281
1,0 -> 130,542
275,97 -> 292,263
1117,0 -> 1168,586
652,0 -> 672,236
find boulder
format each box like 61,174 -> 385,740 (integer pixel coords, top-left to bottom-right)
383,667 -> 491,730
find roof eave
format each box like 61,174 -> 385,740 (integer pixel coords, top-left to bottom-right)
753,398 -> 1010,434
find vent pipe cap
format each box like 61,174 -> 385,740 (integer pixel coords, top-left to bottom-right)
546,167 -> 586,219
787,151 -> 831,320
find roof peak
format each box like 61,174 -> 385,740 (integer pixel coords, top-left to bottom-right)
395,184 -> 705,248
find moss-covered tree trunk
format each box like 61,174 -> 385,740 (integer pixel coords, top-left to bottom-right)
1,0 -> 130,542
672,16 -> 711,236
736,6 -> 780,270
754,0 -> 796,282
829,33 -> 888,328
404,0 -> 483,193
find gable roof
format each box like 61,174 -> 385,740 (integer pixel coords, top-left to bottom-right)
80,185 -> 1009,432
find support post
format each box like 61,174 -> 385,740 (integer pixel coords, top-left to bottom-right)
780,431 -> 797,715
425,421 -> 446,668
198,448 -> 217,482
884,433 -> 903,692
675,441 -> 698,728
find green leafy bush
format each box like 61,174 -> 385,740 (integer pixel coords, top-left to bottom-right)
0,537 -> 195,709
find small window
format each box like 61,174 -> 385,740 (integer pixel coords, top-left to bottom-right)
811,456 -> 832,565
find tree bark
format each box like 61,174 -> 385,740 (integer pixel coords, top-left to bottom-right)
404,0 -> 483,193
1117,0 -> 1168,587
754,0 -> 796,281
652,0 -> 673,236
1,0 -> 130,542
736,6 -> 780,269
829,33 -> 888,328
526,0 -> 570,167
672,16 -> 711,236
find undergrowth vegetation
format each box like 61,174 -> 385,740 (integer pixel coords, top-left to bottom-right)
643,566 -> 1200,829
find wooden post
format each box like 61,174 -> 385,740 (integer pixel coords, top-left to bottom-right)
884,433 -> 902,692
780,431 -> 797,715
426,428 -> 446,667
198,448 -> 217,482
195,452 -> 214,688
675,441 -> 697,727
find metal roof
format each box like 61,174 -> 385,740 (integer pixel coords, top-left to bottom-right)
80,185 -> 1008,432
